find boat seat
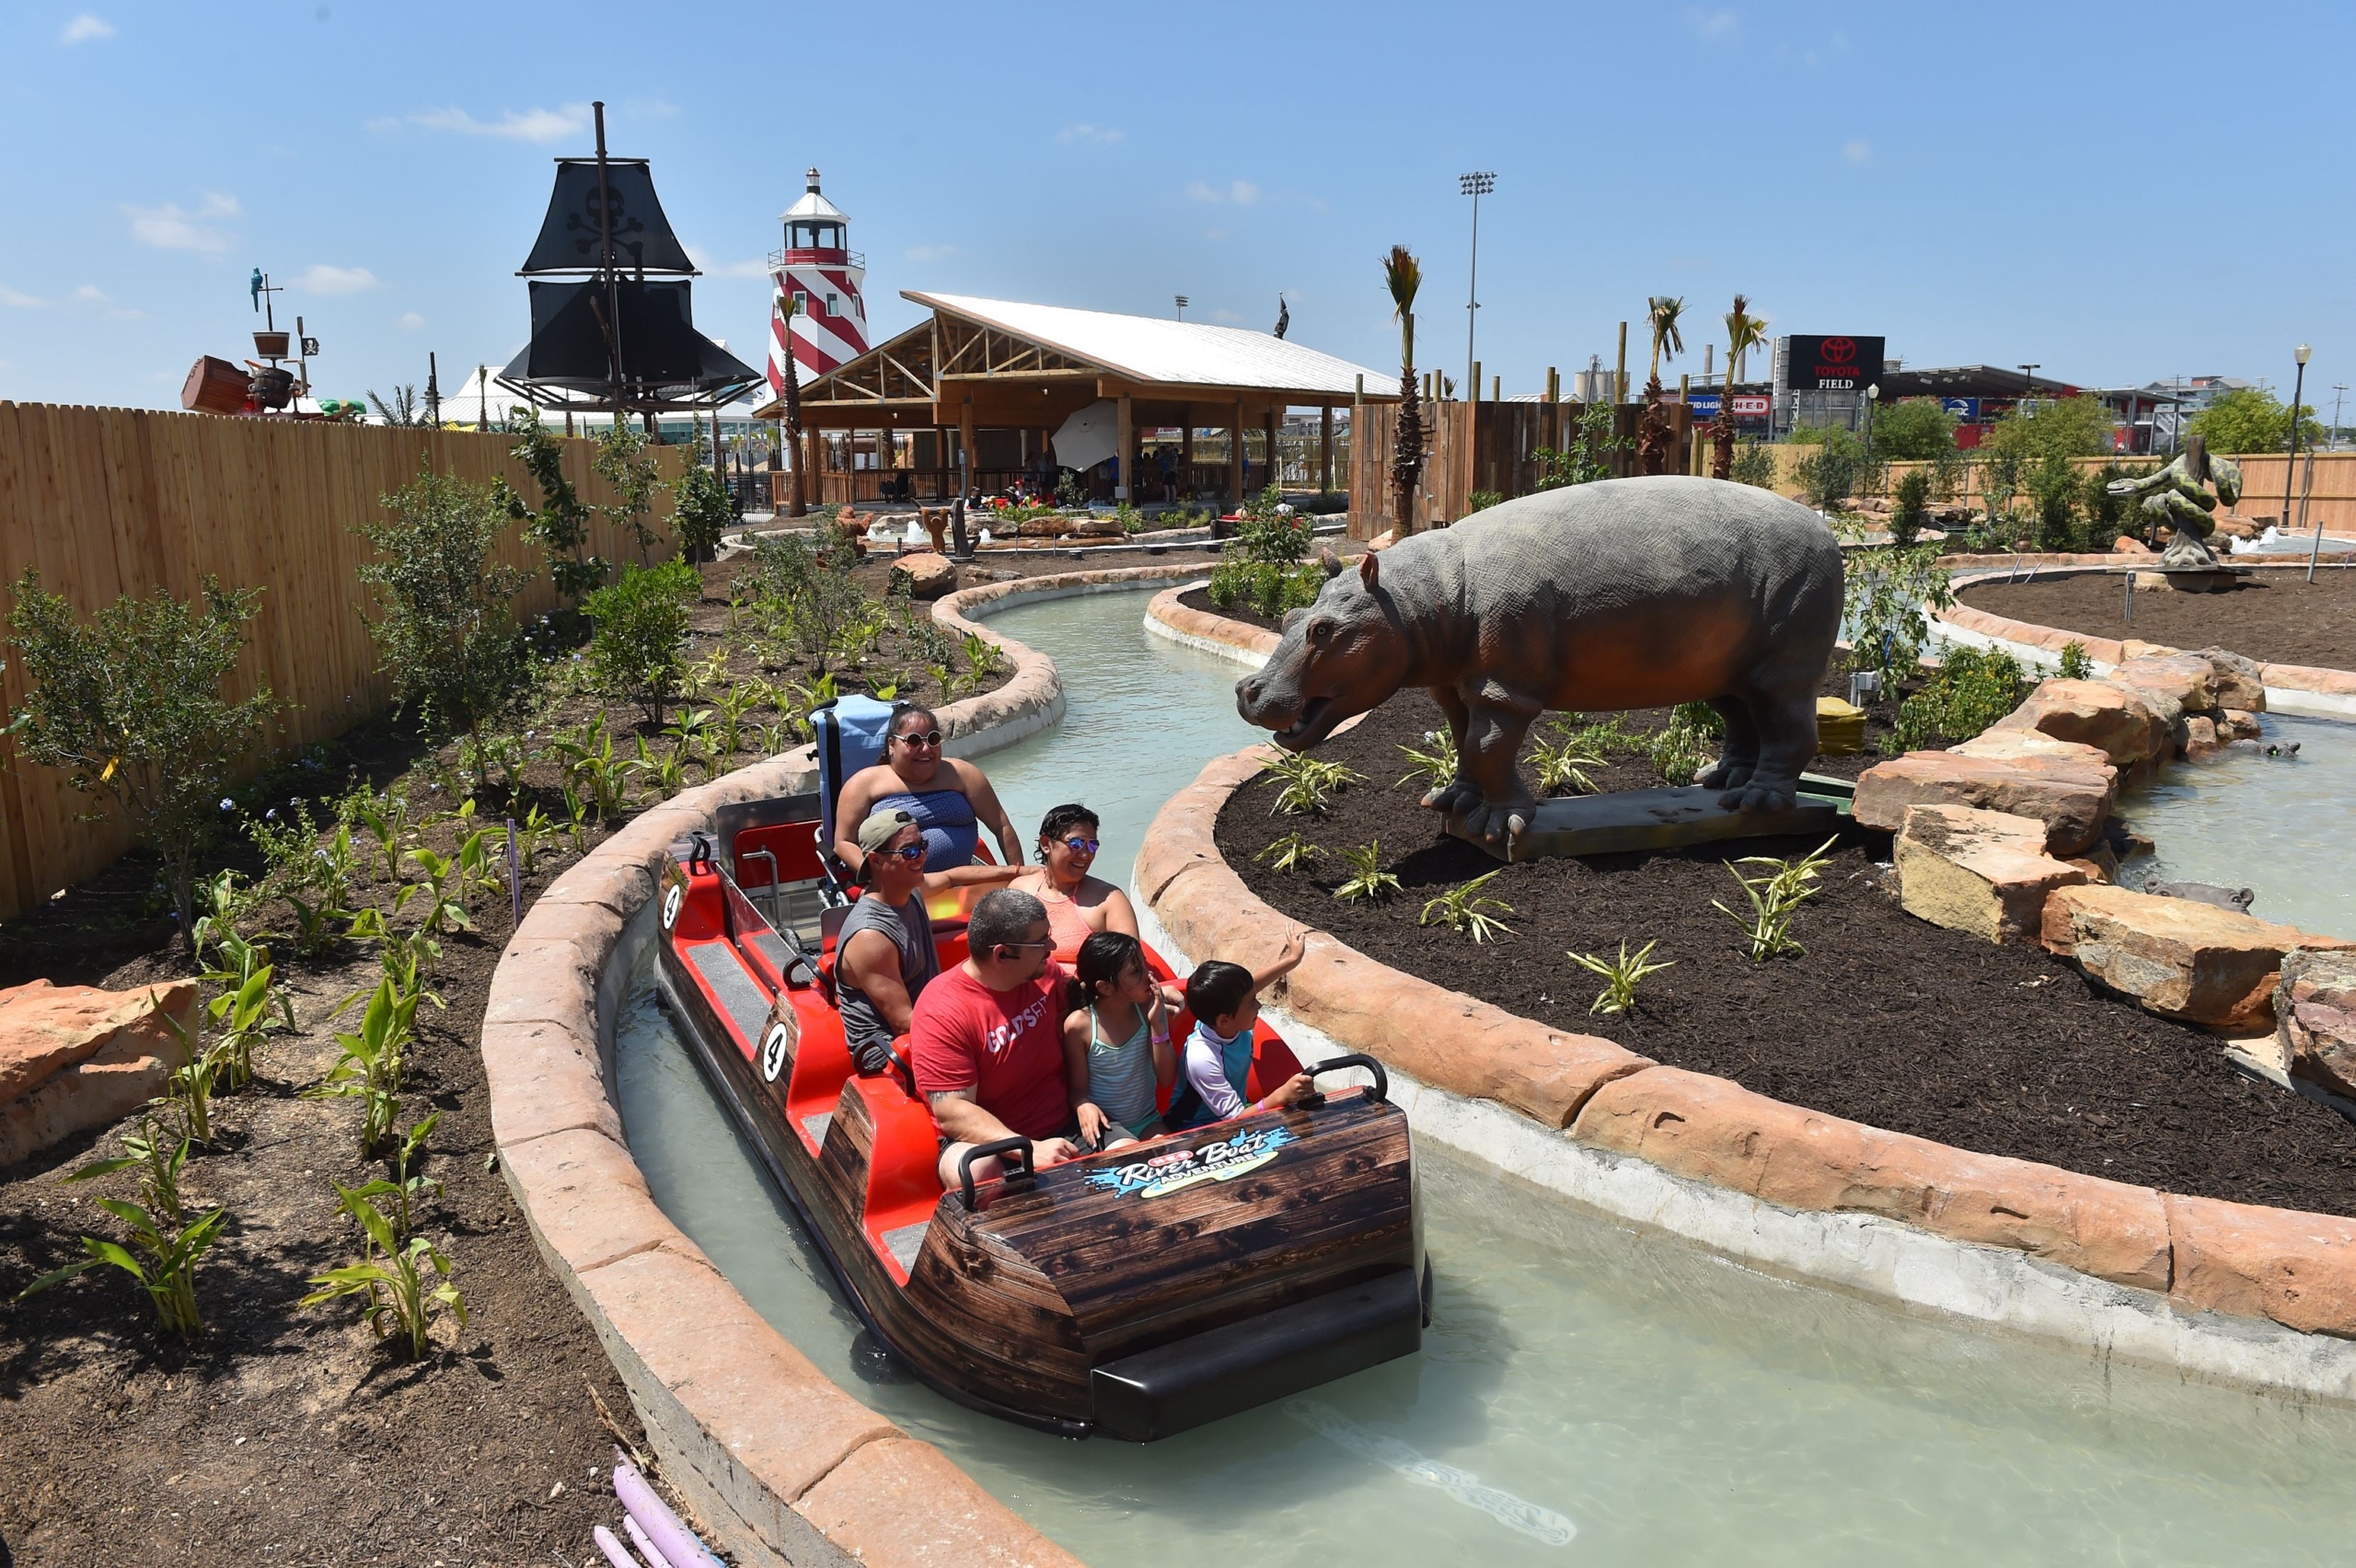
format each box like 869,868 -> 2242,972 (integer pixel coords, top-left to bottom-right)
783,996 -> 856,1147
837,1075 -> 948,1285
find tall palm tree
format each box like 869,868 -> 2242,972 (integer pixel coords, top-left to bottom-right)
1385,245 -> 1425,535
1646,295 -> 1686,387
778,302 -> 807,519
1713,294 -> 1768,480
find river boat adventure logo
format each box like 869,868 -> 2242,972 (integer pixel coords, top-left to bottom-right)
1083,1125 -> 1296,1200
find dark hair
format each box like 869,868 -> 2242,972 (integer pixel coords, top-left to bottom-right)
1184,960 -> 1254,1028
889,704 -> 941,738
1035,802 -> 1100,862
1075,930 -> 1144,1001
968,888 -> 1046,954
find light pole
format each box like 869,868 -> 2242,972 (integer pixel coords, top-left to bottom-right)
1459,171 -> 1495,406
2017,363 -> 2040,413
2286,343 -> 2311,530
2331,384 -> 2347,451
1864,383 -> 1879,462
1174,294 -> 1188,321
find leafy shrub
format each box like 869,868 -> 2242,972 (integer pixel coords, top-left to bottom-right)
1534,402 -> 1628,490
1866,398 -> 1960,462
1207,559 -> 1324,619
1648,701 -> 1723,786
1891,469 -> 1932,548
674,462 -> 733,563
593,420 -> 670,563
1332,841 -> 1400,903
744,528 -> 869,674
15,1187 -> 230,1339
2057,640 -> 2095,680
1566,939 -> 1675,1014
583,559 -> 699,726
5,571 -> 279,944
1792,428 -> 1876,513
503,411 -> 607,602
1728,441 -> 1778,490
1845,544 -> 1955,686
1419,870 -> 1515,942
1715,837 -> 1835,962
1886,643 -> 2026,754
1467,490 -> 1506,513
357,464 -> 534,766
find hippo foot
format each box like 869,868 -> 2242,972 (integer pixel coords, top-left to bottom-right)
1716,780 -> 1799,813
1420,779 -> 1484,816
1460,798 -> 1533,844
1697,760 -> 1754,791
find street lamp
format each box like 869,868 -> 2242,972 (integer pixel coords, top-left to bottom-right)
1460,171 -> 1495,407
1174,294 -> 1188,321
2017,363 -> 2040,412
1864,383 -> 1879,462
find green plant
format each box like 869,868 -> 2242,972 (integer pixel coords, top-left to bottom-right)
1332,840 -> 1401,903
1791,427 -> 1874,513
208,961 -> 294,1090
1395,729 -> 1459,792
1565,939 -> 1675,1015
155,1005 -> 223,1146
1845,543 -> 1956,686
1867,399 -> 1960,462
1647,702 -> 1721,786
309,973 -> 423,1154
1530,720 -> 1604,794
349,789 -> 414,883
1534,400 -> 1630,490
343,1113 -> 444,1245
2057,640 -> 2095,681
1886,643 -> 2026,755
1714,836 -> 1836,962
593,420 -> 670,563
553,721 -> 631,821
5,571 -> 279,947
1255,834 -> 1324,873
2185,386 -> 2321,456
302,1187 -> 466,1360
711,682 -> 762,763
1418,870 -> 1515,942
1467,490 -> 1506,513
745,528 -> 869,675
674,457 -> 733,564
398,846 -> 473,936
357,464 -> 534,771
664,706 -> 715,768
1891,469 -> 1933,548
15,1192 -> 229,1339
629,732 -> 692,800
1384,244 -> 1426,532
583,559 -> 699,727
1266,753 -> 1360,815
66,1113 -> 191,1223
1728,441 -> 1777,490
503,410 -> 607,601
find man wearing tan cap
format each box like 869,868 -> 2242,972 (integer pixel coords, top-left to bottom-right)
837,808 -> 1020,1076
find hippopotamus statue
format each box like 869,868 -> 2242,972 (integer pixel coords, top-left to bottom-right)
1235,477 -> 1844,842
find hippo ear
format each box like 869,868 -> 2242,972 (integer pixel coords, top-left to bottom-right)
1357,550 -> 1380,592
1319,548 -> 1343,579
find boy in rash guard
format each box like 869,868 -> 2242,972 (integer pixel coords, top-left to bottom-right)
1176,927 -> 1312,1125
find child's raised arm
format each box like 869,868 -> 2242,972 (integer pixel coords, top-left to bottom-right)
1249,925 -> 1308,993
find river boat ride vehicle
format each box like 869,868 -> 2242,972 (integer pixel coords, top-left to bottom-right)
652,788 -> 1426,1441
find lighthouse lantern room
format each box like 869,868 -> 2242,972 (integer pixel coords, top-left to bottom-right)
767,168 -> 871,398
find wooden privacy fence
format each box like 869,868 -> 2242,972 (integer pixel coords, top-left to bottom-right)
0,401 -> 684,923
1349,401 -> 1691,539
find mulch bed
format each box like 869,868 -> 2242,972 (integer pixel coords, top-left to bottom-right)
1961,566 -> 2356,671
1218,688 -> 2356,1218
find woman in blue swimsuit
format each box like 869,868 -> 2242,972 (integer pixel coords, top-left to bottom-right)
832,703 -> 1023,873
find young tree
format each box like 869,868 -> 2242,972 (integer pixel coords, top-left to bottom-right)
1712,294 -> 1768,480
2187,386 -> 2322,455
5,572 -> 279,946
583,560 -> 700,726
356,465 -> 535,777
673,462 -> 733,564
594,421 -> 671,564
1867,398 -> 1959,461
504,410 -> 607,602
1383,245 -> 1425,535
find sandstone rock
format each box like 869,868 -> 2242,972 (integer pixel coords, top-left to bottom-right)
2164,1192 -> 2356,1337
2182,714 -> 2223,759
2213,514 -> 2259,539
2040,884 -> 2355,1030
2193,647 -> 2268,711
2278,949 -> 2356,1098
1895,804 -> 2088,944
2111,651 -> 2219,713
2221,708 -> 2263,741
1987,678 -> 2171,766
886,551 -> 958,601
1854,748 -> 2116,857
0,979 -> 198,1169
2112,535 -> 2154,555
1068,516 -> 1125,538
1014,516 -> 1067,538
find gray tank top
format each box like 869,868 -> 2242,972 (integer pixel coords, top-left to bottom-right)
836,893 -> 939,1066
1086,1002 -> 1161,1127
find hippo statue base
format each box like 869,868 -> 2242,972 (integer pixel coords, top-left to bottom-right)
1445,781 -> 1847,863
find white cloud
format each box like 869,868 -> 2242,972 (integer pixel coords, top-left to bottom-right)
123,192 -> 240,254
1842,139 -> 1871,165
398,311 -> 425,331
1683,7 -> 1738,42
1186,179 -> 1260,206
712,259 -> 773,279
627,98 -> 679,119
294,264 -> 379,295
67,284 -> 143,320
1210,309 -> 1244,325
905,243 -> 958,263
1,281 -> 44,308
1056,123 -> 1123,146
61,13 -> 114,44
410,104 -> 589,144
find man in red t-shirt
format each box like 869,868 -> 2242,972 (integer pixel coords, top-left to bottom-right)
912,888 -> 1083,1189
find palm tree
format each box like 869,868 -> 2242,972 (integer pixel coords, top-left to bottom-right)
1645,296 -> 1686,388
1384,245 -> 1425,535
777,302 -> 807,519
1713,294 -> 1768,480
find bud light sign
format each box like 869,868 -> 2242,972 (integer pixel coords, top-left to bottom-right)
1785,335 -> 1885,392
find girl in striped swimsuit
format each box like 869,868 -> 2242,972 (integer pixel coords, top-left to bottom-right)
1060,931 -> 1183,1149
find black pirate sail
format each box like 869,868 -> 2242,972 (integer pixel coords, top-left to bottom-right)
498,103 -> 759,420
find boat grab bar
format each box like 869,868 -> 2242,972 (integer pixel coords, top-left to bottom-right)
1299,1053 -> 1389,1108
739,847 -> 784,928
957,1136 -> 1037,1212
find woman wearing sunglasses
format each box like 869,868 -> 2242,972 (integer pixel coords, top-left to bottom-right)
834,704 -> 1023,876
1010,802 -> 1139,959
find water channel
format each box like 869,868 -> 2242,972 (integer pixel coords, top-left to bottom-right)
616,585 -> 2356,1564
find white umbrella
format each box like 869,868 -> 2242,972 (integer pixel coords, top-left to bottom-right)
1052,399 -> 1119,470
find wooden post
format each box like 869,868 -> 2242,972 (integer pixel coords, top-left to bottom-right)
1230,400 -> 1245,508
1181,415 -> 1194,499
1320,404 -> 1334,494
1262,407 -> 1279,495
958,395 -> 976,502
1115,392 -> 1134,501
1615,321 -> 1628,403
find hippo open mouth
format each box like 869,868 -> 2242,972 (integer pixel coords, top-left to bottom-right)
1274,696 -> 1339,751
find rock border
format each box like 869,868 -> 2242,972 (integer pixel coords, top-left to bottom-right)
1937,561 -> 2356,720
1141,582 -> 1279,669
480,563 -> 1203,1568
1135,607 -> 2356,1403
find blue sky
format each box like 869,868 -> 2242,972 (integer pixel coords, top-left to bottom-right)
6,2 -> 2354,413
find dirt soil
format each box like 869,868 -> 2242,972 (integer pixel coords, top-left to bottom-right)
1218,689 -> 2356,1218
1961,567 -> 2356,671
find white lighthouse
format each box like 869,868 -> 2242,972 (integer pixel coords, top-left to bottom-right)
766,167 -> 871,398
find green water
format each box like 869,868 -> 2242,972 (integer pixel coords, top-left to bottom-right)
616,587 -> 2356,1564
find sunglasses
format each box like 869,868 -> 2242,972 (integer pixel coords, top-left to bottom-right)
882,842 -> 928,862
995,940 -> 1054,955
893,730 -> 943,747
1054,836 -> 1102,855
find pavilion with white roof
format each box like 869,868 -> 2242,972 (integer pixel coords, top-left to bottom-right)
750,290 -> 1397,508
